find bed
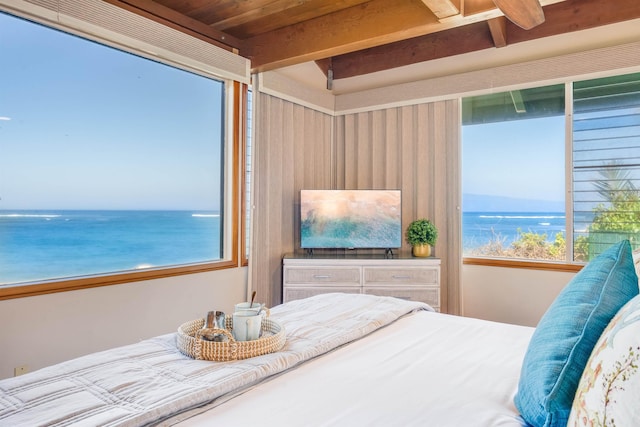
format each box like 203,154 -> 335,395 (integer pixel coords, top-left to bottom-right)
1,240 -> 639,427
176,299 -> 533,427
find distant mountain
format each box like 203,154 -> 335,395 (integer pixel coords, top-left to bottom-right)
463,193 -> 564,212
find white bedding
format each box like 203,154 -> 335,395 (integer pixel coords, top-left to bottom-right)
0,293 -> 534,426
178,308 -> 534,427
0,293 -> 428,426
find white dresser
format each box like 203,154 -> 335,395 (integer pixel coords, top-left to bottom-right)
282,254 -> 441,311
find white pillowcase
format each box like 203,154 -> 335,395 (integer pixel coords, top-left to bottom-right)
568,294 -> 640,426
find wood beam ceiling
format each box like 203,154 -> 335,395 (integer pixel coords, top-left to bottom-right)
324,0 -> 640,80
106,0 -> 640,81
245,0 -> 568,73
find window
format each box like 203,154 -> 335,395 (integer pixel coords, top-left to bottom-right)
0,12 -> 227,287
462,72 -> 640,264
462,85 -> 566,261
573,73 -> 640,261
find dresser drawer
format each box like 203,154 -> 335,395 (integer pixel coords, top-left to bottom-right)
284,287 -> 361,302
363,267 -> 438,285
284,267 -> 360,285
363,287 -> 440,311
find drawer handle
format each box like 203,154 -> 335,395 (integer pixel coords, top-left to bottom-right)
313,275 -> 331,279
392,275 -> 411,279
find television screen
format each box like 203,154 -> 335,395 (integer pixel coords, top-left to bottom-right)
300,190 -> 402,249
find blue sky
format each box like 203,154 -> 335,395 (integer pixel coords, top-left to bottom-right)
462,115 -> 566,209
1,11 -> 566,212
0,12 -> 223,211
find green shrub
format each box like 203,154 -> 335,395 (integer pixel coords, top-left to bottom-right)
406,219 -> 438,246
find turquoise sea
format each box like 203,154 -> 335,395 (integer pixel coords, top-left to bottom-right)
463,211 -> 566,253
1,210 -> 566,285
0,210 -> 221,285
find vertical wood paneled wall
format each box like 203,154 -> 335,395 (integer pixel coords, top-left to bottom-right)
336,101 -> 461,314
249,91 -> 335,306
250,92 -> 461,314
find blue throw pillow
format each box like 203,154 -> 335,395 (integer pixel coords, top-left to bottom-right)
514,240 -> 639,427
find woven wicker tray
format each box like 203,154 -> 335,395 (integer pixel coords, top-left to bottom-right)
177,316 -> 286,361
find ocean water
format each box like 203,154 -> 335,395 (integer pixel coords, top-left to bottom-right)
463,211 -> 566,253
0,210 -> 221,285
1,210 -> 565,285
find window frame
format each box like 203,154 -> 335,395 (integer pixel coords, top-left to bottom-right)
0,11 -> 246,301
461,82 -> 569,268
461,73 -> 639,271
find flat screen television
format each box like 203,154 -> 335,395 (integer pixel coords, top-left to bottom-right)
300,189 -> 402,250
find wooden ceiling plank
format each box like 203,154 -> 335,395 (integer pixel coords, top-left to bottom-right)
420,0 -> 460,19
184,0 -> 268,24
153,0 -> 215,16
104,0 -> 243,50
208,0 -> 371,33
211,1 -> 312,31
487,16 -> 507,47
219,0 -> 372,40
246,0 -> 442,72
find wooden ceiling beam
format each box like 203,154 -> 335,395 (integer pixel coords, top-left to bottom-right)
329,21 -> 495,80
420,0 -> 460,19
487,16 -> 507,48
314,58 -> 332,78
506,0 -> 640,44
328,0 -> 640,80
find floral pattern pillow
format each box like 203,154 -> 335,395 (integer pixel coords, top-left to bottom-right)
568,294 -> 640,426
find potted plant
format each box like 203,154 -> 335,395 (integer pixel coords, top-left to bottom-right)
406,219 -> 438,257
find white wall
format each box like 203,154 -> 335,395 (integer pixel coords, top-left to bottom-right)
461,264 -> 575,327
0,267 -> 247,380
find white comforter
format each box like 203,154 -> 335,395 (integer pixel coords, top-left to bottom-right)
179,307 -> 535,427
0,294 -> 429,426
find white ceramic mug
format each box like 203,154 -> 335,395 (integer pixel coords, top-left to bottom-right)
234,302 -> 265,316
232,310 -> 262,341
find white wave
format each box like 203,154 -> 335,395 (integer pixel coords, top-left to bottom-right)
0,214 -> 61,218
478,215 -> 565,219
135,264 -> 153,269
538,222 -> 551,226
192,214 -> 220,218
